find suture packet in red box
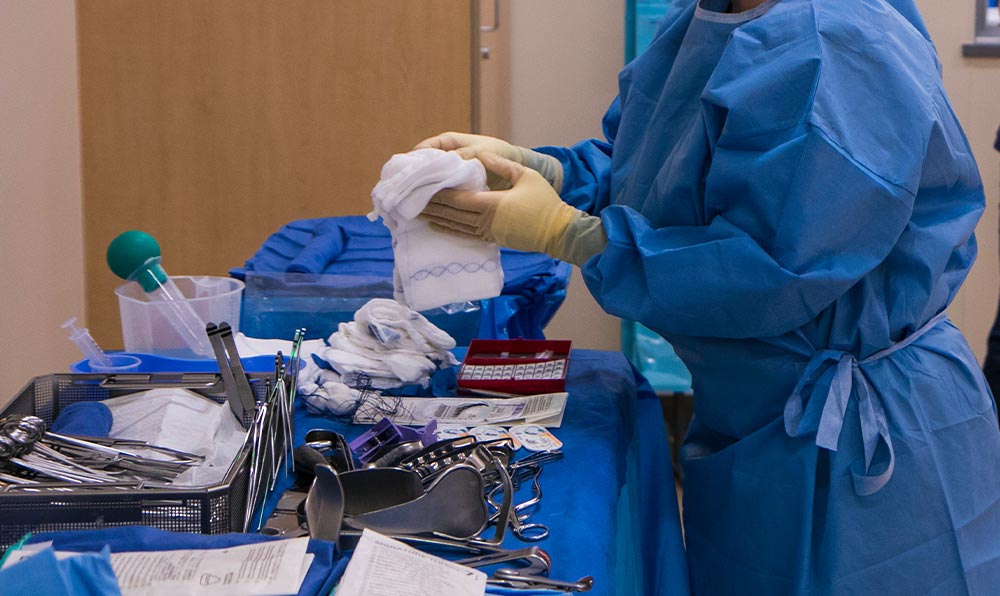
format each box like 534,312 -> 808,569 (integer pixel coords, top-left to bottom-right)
457,339 -> 571,396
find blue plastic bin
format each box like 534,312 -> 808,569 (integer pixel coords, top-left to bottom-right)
71,353 -> 288,374
229,216 -> 572,344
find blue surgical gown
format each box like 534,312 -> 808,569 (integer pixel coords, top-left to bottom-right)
539,0 -> 1000,593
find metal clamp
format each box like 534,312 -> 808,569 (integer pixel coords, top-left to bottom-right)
206,322 -> 256,428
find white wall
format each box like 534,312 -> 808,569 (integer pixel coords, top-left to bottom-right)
0,0 -> 85,405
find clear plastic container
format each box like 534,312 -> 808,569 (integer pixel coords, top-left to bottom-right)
116,276 -> 245,358
88,353 -> 142,373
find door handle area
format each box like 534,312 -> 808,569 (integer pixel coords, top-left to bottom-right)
480,0 -> 500,32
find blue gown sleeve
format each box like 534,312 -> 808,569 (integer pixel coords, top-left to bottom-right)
583,128 -> 918,339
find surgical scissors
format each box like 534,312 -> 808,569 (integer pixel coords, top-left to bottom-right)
487,468 -> 549,542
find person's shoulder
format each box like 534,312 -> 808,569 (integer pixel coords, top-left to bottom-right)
811,0 -> 939,76
719,0 -> 947,192
808,1 -> 946,192
731,0 -> 945,118
806,0 -> 943,112
705,1 -> 824,135
733,0 -> 936,64
812,0 -> 927,41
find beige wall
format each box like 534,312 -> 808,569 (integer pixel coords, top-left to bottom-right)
0,0 -> 84,403
510,0 -> 626,351
1,1 -> 999,406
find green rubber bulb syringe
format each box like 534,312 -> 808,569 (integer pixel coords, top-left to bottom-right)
107,230 -> 214,357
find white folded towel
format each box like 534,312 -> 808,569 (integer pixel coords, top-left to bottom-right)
299,299 -> 459,417
370,148 -> 504,312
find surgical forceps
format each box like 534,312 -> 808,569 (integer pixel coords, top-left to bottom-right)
508,449 -> 562,490
456,545 -> 552,576
206,322 -> 256,427
489,568 -> 594,592
0,416 -> 197,485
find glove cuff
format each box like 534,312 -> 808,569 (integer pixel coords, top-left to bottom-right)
519,148 -> 565,194
549,211 -> 607,266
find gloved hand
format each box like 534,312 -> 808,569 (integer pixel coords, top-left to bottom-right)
422,152 -> 606,265
415,132 -> 563,192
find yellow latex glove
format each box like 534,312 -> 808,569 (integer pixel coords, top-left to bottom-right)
422,152 -> 606,265
415,132 -> 563,192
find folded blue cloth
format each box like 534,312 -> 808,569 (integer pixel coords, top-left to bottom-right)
50,401 -> 113,438
287,221 -> 346,274
0,545 -> 121,596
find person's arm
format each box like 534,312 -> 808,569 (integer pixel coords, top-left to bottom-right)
414,132 -> 564,191
581,1 -> 979,340
421,152 -> 607,266
581,127 -> 929,339
415,94 -> 623,212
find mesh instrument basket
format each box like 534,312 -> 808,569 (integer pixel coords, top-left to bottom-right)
0,372 -> 274,550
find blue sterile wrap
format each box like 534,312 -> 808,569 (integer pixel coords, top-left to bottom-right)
286,220 -> 346,274
262,349 -> 690,596
0,545 -> 120,596
25,526 -> 344,596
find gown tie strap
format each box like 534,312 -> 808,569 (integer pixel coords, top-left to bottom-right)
783,311 -> 948,496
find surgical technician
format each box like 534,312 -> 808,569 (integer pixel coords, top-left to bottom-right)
416,0 -> 1000,594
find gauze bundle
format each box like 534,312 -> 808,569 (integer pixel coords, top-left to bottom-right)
298,372 -> 365,418
308,298 -> 459,400
369,148 -> 503,312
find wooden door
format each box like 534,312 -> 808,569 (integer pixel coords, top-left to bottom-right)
77,0 -> 478,347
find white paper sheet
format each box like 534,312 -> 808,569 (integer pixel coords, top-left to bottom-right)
111,537 -> 311,596
335,529 -> 485,596
2,538 -> 312,596
352,392 -> 567,428
103,387 -> 248,487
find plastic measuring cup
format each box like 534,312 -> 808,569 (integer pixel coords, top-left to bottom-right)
106,230 -> 214,358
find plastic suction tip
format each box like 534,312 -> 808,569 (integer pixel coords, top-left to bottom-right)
106,230 -> 168,292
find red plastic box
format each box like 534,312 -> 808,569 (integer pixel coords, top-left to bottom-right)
457,339 -> 571,396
